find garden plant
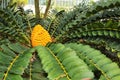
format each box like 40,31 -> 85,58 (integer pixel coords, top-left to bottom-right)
0,0 -> 120,80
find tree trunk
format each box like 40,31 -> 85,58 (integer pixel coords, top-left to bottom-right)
34,0 -> 40,18
44,0 -> 51,18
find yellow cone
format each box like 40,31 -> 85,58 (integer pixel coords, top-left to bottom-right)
31,24 -> 52,47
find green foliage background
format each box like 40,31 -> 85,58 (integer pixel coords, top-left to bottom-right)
0,0 -> 120,80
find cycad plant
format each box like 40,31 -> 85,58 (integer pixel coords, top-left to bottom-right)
0,0 -> 120,80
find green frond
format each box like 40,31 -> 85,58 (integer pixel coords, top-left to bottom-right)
65,43 -> 120,80
88,0 -> 120,14
36,44 -> 94,80
1,0 -> 120,80
31,56 -> 48,80
84,36 -> 120,52
0,43 -> 33,80
77,8 -> 120,28
49,0 -> 120,42
47,10 -> 65,36
59,14 -> 120,42
0,7 -> 30,45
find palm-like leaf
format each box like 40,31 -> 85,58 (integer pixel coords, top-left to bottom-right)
0,0 -> 120,80
36,43 -> 94,80
0,43 -> 34,80
65,43 -> 120,80
0,4 -> 31,45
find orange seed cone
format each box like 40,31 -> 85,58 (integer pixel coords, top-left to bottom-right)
31,24 -> 52,47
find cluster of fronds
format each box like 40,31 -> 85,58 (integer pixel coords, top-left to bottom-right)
49,0 -> 120,65
0,3 -> 30,45
0,3 -> 46,46
0,0 -> 120,80
0,42 -> 120,80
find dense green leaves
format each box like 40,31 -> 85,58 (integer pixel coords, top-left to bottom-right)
66,43 -> 120,80
0,0 -> 120,80
48,0 -> 120,43
0,43 -> 33,80
36,44 -> 94,80
36,46 -> 69,80
30,57 -> 48,80
0,6 -> 30,45
83,37 -> 120,56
